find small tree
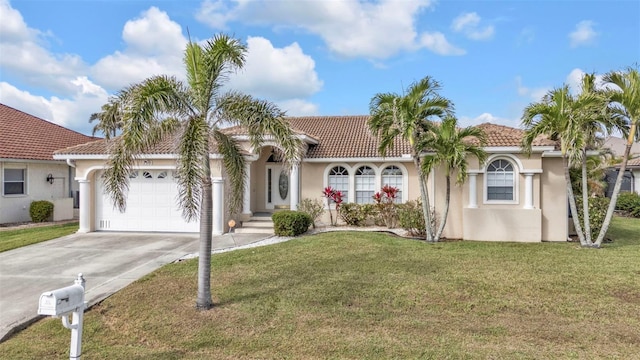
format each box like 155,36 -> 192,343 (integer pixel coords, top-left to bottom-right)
322,186 -> 343,226
373,185 -> 398,228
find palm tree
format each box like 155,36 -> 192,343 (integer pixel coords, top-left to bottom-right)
522,78 -> 616,247
419,116 -> 487,241
420,116 -> 487,241
89,97 -> 124,139
595,67 -> 640,245
368,76 -> 453,242
95,34 -> 302,310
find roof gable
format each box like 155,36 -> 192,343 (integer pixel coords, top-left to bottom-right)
0,103 -> 99,161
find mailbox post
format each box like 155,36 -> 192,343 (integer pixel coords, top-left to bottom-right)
38,273 -> 86,360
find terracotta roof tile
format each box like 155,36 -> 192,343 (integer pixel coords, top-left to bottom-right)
472,123 -> 557,147
0,104 -> 99,161
54,115 -> 559,158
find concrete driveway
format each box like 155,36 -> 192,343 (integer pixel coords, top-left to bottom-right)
0,232 -> 201,342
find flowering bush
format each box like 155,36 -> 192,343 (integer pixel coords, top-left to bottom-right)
373,185 -> 398,228
322,186 -> 344,226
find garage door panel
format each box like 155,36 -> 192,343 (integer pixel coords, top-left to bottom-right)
96,170 -> 199,232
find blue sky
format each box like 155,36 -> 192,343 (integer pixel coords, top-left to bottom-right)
1,0 -> 638,135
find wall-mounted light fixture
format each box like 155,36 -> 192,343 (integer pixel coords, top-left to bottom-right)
46,173 -> 55,184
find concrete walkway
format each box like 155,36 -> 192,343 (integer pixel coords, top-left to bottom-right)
0,231 -> 271,342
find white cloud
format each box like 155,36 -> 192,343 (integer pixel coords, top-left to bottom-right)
565,68 -> 614,95
0,79 -> 109,134
459,112 -> 520,128
419,32 -> 466,56
0,0 -> 88,95
451,12 -> 494,41
91,7 -> 187,90
195,0 -> 463,59
569,20 -> 597,48
228,37 -> 322,100
276,99 -> 319,116
515,76 -> 549,102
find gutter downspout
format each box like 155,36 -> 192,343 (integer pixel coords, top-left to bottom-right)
66,159 -> 76,198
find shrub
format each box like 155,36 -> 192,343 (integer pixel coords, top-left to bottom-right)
373,185 -> 398,228
272,211 -> 312,236
574,196 -> 610,238
298,198 -> 325,228
338,203 -> 368,226
29,200 -> 54,223
615,192 -> 640,218
397,200 -> 425,237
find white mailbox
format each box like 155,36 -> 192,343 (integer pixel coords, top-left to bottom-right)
38,284 -> 85,317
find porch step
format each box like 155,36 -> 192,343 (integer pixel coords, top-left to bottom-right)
235,215 -> 274,235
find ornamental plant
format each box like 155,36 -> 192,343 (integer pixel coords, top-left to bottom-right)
373,185 -> 398,228
322,186 -> 343,226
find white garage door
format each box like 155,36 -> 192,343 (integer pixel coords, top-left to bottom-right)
96,169 -> 199,232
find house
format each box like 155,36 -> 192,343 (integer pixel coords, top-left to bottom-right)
53,115 -> 567,242
0,104 -> 99,224
603,136 -> 640,196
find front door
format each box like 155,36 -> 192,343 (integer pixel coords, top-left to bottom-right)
265,165 -> 289,210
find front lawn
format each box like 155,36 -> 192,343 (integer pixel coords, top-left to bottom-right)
0,222 -> 78,253
1,217 -> 639,359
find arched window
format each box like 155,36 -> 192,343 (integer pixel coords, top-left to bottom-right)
382,165 -> 403,202
486,159 -> 514,200
355,166 -> 375,204
328,166 -> 349,200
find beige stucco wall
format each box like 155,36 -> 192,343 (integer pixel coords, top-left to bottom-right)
540,157 -> 568,241
431,153 -> 567,242
1,160 -> 75,223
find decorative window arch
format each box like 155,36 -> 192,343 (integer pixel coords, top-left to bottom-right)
355,166 -> 376,204
484,157 -> 519,203
381,165 -> 403,203
328,166 -> 349,200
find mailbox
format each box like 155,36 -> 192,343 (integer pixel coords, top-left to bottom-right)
38,284 -> 85,317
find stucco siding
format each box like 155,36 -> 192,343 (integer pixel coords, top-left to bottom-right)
540,157 -> 568,241
463,208 -> 542,242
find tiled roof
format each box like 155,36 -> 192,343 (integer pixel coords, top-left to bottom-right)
54,115 -> 558,158
288,115 -> 412,158
0,104 -> 99,161
473,123 -> 557,147
55,129 -> 221,156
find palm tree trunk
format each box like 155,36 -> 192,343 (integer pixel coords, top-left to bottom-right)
434,174 -> 450,242
581,148 -> 592,244
414,157 -> 433,242
196,153 -> 214,310
595,123 -> 637,246
565,156 -> 587,246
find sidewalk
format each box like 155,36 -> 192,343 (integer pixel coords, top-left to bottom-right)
0,231 -> 276,342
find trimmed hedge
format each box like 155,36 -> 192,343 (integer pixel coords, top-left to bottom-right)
29,200 -> 54,223
272,211 -> 312,236
615,192 -> 640,218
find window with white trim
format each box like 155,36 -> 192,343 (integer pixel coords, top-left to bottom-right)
486,159 -> 514,201
382,165 -> 403,203
355,166 -> 375,204
3,168 -> 26,195
328,166 -> 349,200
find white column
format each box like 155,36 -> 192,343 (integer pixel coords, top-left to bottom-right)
78,179 -> 91,233
212,177 -> 224,235
524,173 -> 534,209
242,162 -> 252,216
290,163 -> 300,211
468,173 -> 478,208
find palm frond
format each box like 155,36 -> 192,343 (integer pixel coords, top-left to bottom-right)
212,130 -> 246,214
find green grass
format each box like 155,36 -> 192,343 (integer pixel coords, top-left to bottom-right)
0,222 -> 78,252
2,217 -> 639,359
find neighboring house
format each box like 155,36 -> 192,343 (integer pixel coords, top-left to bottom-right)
603,136 -> 640,196
54,116 -> 567,242
0,104 -> 99,224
